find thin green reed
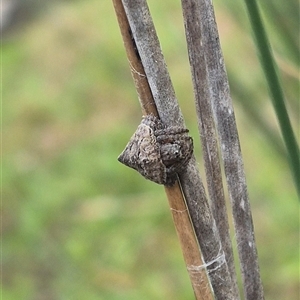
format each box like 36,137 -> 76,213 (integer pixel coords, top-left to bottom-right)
243,0 -> 300,197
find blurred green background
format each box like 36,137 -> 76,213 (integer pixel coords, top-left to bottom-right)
2,0 -> 299,299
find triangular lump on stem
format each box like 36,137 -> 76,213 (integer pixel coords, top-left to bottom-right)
118,115 -> 193,186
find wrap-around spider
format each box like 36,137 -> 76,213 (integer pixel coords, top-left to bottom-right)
118,115 -> 193,185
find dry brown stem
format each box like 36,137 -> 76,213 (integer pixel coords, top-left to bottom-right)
112,0 -> 214,298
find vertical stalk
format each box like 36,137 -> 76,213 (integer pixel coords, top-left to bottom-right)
120,0 -> 236,298
244,0 -> 300,197
112,0 -> 213,298
180,0 -> 240,298
180,0 -> 264,299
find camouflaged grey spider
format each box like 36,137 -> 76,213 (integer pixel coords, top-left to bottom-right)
118,115 -> 193,186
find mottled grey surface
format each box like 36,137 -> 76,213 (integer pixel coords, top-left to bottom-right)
118,115 -> 193,185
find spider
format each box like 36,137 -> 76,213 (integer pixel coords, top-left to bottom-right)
118,115 -> 193,185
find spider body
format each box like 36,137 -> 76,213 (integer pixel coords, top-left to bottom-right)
118,115 -> 193,186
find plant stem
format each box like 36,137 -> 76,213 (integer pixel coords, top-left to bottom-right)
120,0 -> 236,297
112,0 -> 214,298
181,0 -> 265,298
180,0 -> 240,298
244,0 -> 300,197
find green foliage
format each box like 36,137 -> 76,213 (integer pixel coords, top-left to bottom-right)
243,0 -> 300,195
2,0 -> 298,299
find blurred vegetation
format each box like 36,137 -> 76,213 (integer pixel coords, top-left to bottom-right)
2,0 -> 299,299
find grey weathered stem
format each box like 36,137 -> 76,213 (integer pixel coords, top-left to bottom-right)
122,0 -> 236,298
181,0 -> 264,299
180,0 -> 240,298
112,0 -> 213,298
